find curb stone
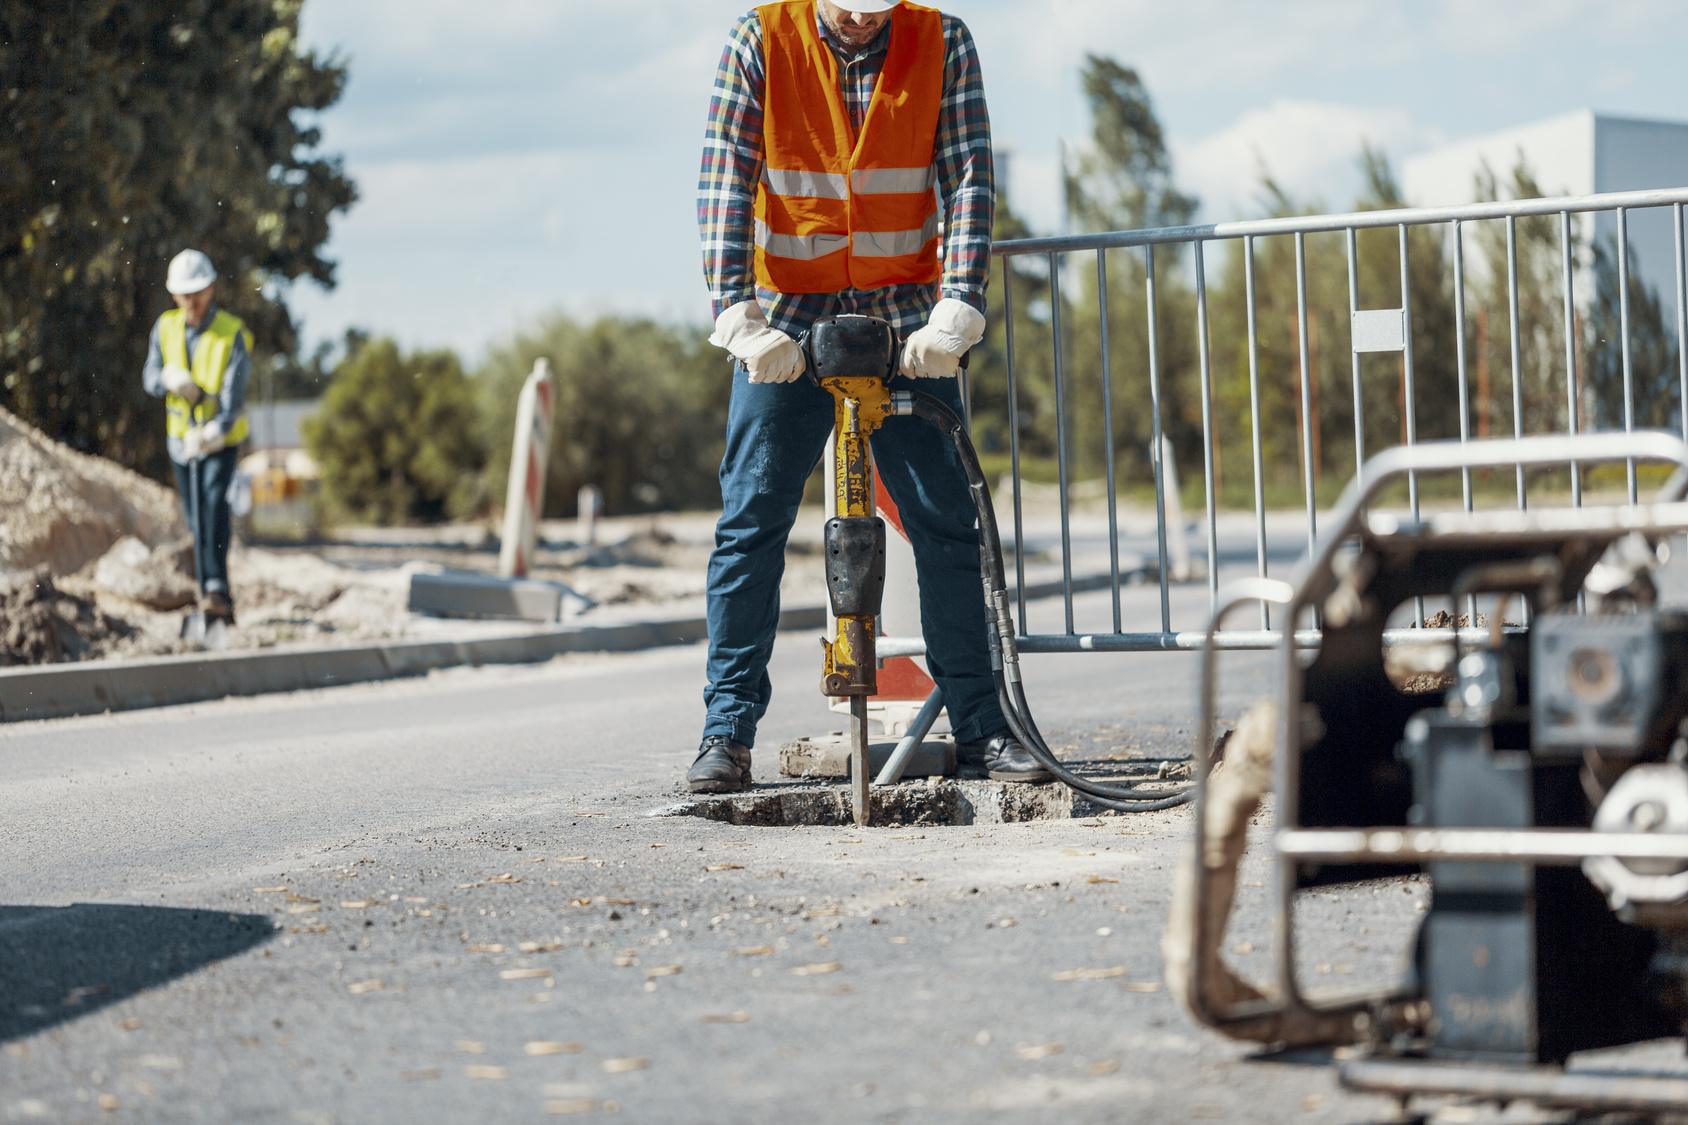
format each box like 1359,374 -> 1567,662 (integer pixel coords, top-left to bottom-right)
0,570 -> 1132,724
0,607 -> 822,724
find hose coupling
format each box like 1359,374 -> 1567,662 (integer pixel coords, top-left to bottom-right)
991,591 -> 1022,682
889,391 -> 916,416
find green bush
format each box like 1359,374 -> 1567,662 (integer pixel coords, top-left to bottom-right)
303,336 -> 485,524
478,314 -> 730,517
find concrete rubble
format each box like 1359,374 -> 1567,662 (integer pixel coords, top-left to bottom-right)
654,777 -> 1118,827
90,536 -> 198,611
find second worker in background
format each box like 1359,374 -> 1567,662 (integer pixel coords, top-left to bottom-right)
690,0 -> 1051,792
142,249 -> 251,626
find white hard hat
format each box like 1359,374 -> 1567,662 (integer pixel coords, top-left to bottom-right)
166,249 -> 217,295
836,1 -> 900,10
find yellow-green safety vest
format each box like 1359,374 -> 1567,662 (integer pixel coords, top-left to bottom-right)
158,307 -> 251,445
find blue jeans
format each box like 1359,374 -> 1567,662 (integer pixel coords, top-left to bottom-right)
171,447 -> 240,593
702,366 -> 1006,749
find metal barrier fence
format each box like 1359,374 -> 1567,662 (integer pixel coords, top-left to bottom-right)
978,186 -> 1688,654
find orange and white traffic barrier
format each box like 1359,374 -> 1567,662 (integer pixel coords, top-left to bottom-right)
498,358 -> 555,579
824,445 -> 940,737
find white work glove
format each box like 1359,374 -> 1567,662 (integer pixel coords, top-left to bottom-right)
162,363 -> 202,402
178,420 -> 224,461
709,300 -> 805,384
900,297 -> 987,379
179,425 -> 205,461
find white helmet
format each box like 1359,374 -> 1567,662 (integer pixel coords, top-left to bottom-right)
838,1 -> 899,8
166,249 -> 217,295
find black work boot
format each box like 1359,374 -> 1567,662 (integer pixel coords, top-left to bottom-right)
203,590 -> 236,626
956,732 -> 1053,783
687,736 -> 752,793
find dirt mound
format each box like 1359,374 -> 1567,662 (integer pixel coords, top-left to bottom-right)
0,405 -> 184,577
0,567 -> 134,666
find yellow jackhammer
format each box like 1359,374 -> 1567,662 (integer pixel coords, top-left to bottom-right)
802,316 -> 899,827
802,314 -> 1182,827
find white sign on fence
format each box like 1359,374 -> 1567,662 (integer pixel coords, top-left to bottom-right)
1351,308 -> 1407,353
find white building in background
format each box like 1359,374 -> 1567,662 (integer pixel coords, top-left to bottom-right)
1401,110 -> 1688,311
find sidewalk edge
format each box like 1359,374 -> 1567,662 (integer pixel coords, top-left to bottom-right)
0,572 -> 1127,723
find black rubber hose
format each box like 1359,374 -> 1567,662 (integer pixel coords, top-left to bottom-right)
903,390 -> 1192,812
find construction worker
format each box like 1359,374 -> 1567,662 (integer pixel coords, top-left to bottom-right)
141,249 -> 251,625
690,0 -> 1051,792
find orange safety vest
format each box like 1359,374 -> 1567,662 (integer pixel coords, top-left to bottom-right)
754,0 -> 944,294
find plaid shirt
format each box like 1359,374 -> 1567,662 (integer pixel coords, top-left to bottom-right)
697,6 -> 995,339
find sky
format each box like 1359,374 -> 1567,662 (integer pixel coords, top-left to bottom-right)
286,0 -> 1688,361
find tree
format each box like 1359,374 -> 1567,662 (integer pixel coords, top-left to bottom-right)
1353,148 -> 1461,460
477,315 -> 730,518
1585,235 -> 1681,434
1196,149 -> 1462,506
1471,159 -> 1577,442
965,172 -> 1057,466
303,337 -> 486,525
966,55 -> 1203,493
0,0 -> 355,480
1063,56 -> 1197,236
1206,176 -> 1352,505
1060,57 -> 1202,491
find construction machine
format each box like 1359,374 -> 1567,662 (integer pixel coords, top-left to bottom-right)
1169,432 -> 1688,1118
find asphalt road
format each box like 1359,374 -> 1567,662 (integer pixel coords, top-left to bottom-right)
0,580 -> 1507,1123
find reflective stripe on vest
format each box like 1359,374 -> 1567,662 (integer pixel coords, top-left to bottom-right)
753,210 -> 937,262
753,0 -> 945,294
759,165 -> 937,200
158,307 -> 252,446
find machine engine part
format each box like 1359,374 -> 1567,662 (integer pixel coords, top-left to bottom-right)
1170,431 -> 1688,1117
1586,764 -> 1688,908
1534,613 -> 1688,757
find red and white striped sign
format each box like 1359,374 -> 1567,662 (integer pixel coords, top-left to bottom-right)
498,359 -> 555,579
870,465 -> 938,702
823,443 -> 939,733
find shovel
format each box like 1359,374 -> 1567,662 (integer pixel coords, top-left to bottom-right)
179,452 -> 228,651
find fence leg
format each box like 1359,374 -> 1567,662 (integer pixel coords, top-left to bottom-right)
874,687 -> 947,786
1160,435 -> 1191,582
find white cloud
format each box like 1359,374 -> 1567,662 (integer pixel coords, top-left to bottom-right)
299,0 -> 731,159
287,144 -> 707,359
1173,100 -> 1442,221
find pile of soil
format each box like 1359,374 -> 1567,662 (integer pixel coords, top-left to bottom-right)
0,568 -> 133,666
0,405 -> 184,576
